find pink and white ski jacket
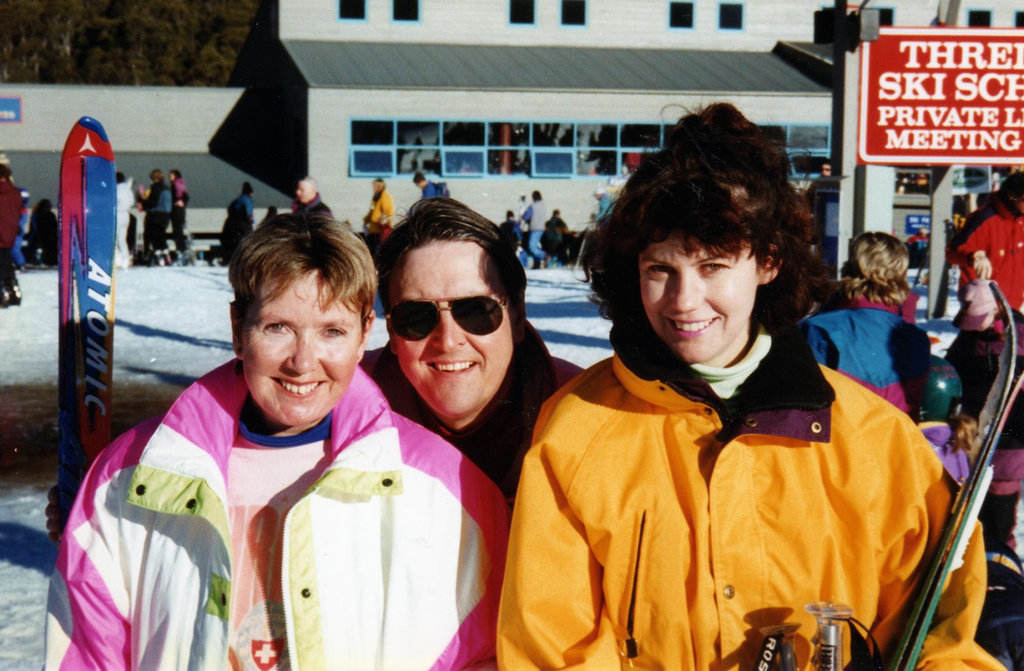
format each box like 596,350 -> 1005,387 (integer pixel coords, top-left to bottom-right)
45,361 -> 509,670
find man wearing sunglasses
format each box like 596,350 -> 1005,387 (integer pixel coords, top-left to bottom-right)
367,198 -> 581,500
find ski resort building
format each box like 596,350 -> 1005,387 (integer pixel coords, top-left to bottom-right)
1,0 -> 1022,233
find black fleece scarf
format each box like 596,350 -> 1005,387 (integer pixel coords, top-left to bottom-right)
609,313 -> 834,419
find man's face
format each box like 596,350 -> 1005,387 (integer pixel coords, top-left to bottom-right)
1010,193 -> 1024,216
387,241 -> 524,431
295,181 -> 316,205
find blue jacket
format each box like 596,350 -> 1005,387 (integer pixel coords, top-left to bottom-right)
800,298 -> 931,418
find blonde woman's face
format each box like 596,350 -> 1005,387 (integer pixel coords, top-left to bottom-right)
232,272 -> 372,436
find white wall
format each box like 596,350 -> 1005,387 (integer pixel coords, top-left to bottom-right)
277,0 -> 1023,50
0,84 -> 254,236
0,84 -> 240,152
280,0 -> 817,50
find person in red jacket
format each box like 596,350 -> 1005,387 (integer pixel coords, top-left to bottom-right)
948,172 -> 1024,310
0,164 -> 23,307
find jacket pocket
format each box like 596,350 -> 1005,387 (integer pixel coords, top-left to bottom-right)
619,510 -> 647,668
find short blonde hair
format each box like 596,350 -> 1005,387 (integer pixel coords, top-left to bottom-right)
229,213 -> 377,326
838,231 -> 910,306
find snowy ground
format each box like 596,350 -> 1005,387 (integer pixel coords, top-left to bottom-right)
0,263 -> 1020,669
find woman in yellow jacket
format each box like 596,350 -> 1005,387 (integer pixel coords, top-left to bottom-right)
364,177 -> 394,254
497,104 -> 1000,669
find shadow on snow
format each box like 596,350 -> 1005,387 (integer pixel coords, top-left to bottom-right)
0,522 -> 57,577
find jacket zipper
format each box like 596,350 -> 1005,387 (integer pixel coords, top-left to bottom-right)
621,510 -> 646,661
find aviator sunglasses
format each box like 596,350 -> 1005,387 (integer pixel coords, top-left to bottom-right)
387,296 -> 507,341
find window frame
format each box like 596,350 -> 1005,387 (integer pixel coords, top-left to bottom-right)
561,0 -> 587,27
509,0 -> 536,26
760,122 -> 832,179
668,1 -> 695,29
392,0 -> 420,23
338,0 -> 367,22
966,8 -> 992,27
349,118 -> 832,181
349,119 -> 395,176
874,7 -> 894,25
717,1 -> 745,31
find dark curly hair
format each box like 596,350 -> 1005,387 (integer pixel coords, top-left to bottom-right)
583,103 -> 833,334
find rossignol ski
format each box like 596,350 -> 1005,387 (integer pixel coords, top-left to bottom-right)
889,281 -> 1022,670
56,116 -> 117,530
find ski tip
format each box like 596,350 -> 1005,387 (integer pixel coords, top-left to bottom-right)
61,117 -> 115,162
76,117 -> 110,142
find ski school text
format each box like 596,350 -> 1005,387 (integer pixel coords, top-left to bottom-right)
859,28 -> 1024,164
82,257 -> 113,416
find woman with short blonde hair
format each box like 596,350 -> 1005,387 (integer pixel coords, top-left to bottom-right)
838,231 -> 911,307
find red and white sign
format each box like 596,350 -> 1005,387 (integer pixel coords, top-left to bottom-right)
859,27 -> 1024,165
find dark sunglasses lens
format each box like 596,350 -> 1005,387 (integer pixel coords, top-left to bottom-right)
390,302 -> 439,340
451,297 -> 504,335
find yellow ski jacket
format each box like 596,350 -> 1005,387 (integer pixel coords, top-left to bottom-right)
498,330 -> 999,670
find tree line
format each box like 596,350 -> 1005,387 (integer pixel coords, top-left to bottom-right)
0,0 -> 259,86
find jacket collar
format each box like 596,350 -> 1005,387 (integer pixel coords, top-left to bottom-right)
611,316 -> 835,443
828,296 -> 900,314
153,361 -> 398,478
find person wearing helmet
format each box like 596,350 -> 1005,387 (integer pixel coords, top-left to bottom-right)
918,355 -> 976,486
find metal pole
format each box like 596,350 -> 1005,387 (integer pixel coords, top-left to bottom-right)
926,0 -> 960,317
830,0 -> 858,273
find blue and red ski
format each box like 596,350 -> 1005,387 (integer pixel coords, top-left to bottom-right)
56,117 -> 118,528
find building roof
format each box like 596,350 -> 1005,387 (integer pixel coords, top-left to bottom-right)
281,40 -> 829,94
785,41 -> 834,64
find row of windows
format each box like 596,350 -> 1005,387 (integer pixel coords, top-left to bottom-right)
336,0 -> 749,30
966,9 -> 1024,27
669,2 -> 742,30
350,119 -> 831,179
337,2 -> 1024,29
846,8 -> 1024,27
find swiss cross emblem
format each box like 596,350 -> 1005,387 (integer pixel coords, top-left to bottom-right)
250,638 -> 285,671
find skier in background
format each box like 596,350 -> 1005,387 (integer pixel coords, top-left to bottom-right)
12,184 -> 29,269
220,181 -> 254,265
800,231 -> 932,419
115,172 -> 134,269
141,169 -> 172,266
168,169 -> 190,265
0,164 -> 22,306
946,278 -> 1024,549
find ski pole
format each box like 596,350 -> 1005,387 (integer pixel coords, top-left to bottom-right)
806,602 -> 853,671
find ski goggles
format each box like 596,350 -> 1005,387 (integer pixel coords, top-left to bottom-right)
387,295 -> 507,341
